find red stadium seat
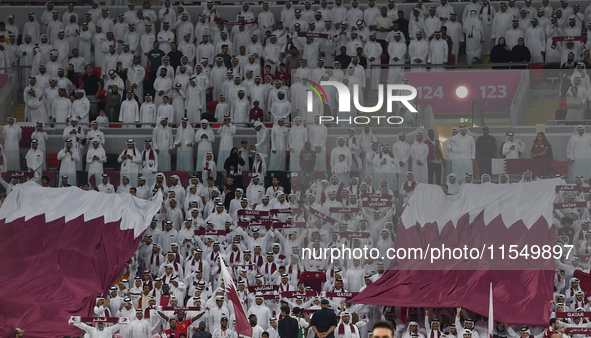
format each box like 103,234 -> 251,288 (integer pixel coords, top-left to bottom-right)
551,161 -> 568,176
381,54 -> 389,73
145,67 -> 150,79
530,63 -> 544,85
446,54 -> 456,70
77,78 -> 82,87
313,171 -> 325,180
46,153 -> 60,169
92,67 -> 101,78
242,171 -> 254,187
559,98 -> 567,110
110,124 -> 122,128
19,126 -> 34,148
208,100 -> 219,113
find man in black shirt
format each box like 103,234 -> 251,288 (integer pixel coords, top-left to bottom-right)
215,45 -> 233,69
475,126 -> 497,176
147,41 -> 166,88
80,64 -> 102,121
560,51 -> 576,97
310,299 -> 337,338
355,47 -> 368,68
394,11 -> 410,41
222,174 -> 237,209
168,42 -> 183,71
192,321 -> 212,338
335,46 -> 352,69
278,307 -> 298,338
441,26 -> 454,57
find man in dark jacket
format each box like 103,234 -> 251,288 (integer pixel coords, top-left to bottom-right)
278,306 -> 298,338
310,299 -> 338,338
475,126 -> 497,176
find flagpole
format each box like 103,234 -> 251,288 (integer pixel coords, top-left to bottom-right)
488,283 -> 494,338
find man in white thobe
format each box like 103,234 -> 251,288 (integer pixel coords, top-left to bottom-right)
87,139 -> 107,181
118,139 -> 142,187
410,132 -> 429,184
524,18 -> 546,63
492,2 -> 514,45
428,31 -> 449,69
567,125 -> 591,178
152,117 -> 174,171
58,139 -> 80,185
270,119 -> 289,171
120,91 -> 140,128
174,118 -> 195,172
26,139 -> 44,178
363,32 -> 383,90
409,31 -> 429,72
449,125 -> 475,181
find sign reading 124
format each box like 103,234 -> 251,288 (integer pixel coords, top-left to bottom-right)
416,86 -> 444,99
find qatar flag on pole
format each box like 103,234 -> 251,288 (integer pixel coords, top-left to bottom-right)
351,179 -> 559,326
219,257 -> 253,337
0,182 -> 162,338
488,283 -> 494,338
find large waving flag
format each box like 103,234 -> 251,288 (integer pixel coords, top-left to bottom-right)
0,182 -> 162,337
219,257 -> 253,337
351,179 -> 559,326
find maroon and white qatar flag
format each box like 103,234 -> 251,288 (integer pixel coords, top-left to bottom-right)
219,257 -> 253,337
351,179 -> 559,326
0,182 -> 162,338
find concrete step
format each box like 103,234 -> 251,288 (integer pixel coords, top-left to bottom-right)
12,104 -> 26,122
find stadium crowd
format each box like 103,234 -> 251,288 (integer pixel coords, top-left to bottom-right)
4,0 -> 591,128
3,0 -> 591,338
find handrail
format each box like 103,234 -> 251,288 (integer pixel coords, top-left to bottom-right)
547,119 -> 591,126
372,62 -> 544,69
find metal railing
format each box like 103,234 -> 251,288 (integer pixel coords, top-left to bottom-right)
0,65 -> 34,94
371,62 -> 555,70
548,119 -> 591,126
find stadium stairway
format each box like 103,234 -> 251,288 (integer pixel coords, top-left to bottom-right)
12,103 -> 25,122
522,89 -> 559,126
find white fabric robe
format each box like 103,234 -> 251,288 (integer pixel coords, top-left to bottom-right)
120,98 -> 140,126
153,76 -> 172,109
58,147 -> 80,185
3,123 -> 22,171
410,140 -> 429,184
140,102 -> 157,128
118,146 -> 142,186
152,122 -> 174,171
175,125 -> 195,172
217,124 -> 236,168
127,64 -> 145,100
270,124 -> 289,171
25,148 -> 44,177
308,123 -> 328,171
86,146 -> 107,179
567,132 -> 591,178
194,126 -> 215,170
185,84 -> 203,124
288,124 -> 308,171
